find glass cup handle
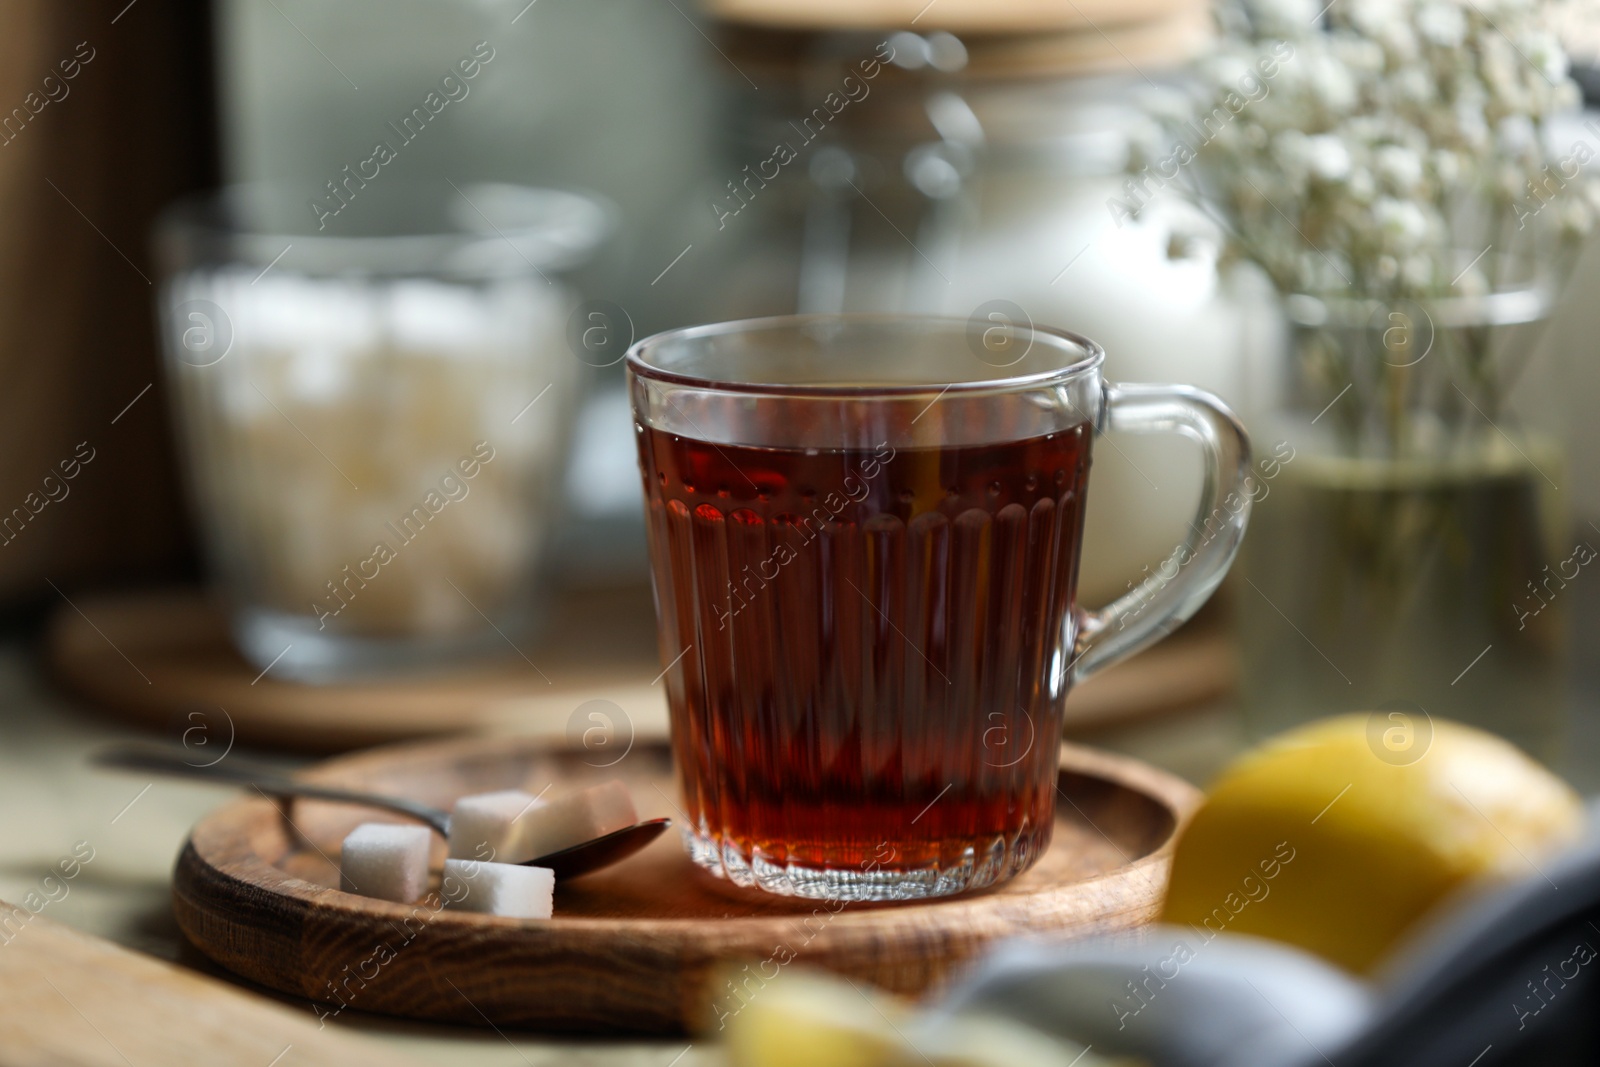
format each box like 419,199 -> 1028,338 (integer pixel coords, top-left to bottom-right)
1071,381 -> 1253,682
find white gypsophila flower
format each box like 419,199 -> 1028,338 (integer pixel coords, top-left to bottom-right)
1374,196 -> 1430,248
1144,0 -> 1590,308
1308,134 -> 1354,181
1496,115 -> 1538,157
1394,67 -> 1435,105
1346,0 -> 1399,38
1202,53 -> 1257,92
1415,2 -> 1467,48
1309,54 -> 1360,113
1332,36 -> 1386,76
1521,31 -> 1570,85
1480,37 -> 1523,99
1375,20 -> 1421,64
1375,144 -> 1426,192
1241,0 -> 1321,37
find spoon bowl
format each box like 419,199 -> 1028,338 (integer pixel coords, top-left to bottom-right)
537,818 -> 671,879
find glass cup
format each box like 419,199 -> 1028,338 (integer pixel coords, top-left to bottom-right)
155,181 -> 609,680
628,315 -> 1251,900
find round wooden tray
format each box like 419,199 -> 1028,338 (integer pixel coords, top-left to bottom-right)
172,735 -> 1199,1034
45,586 -> 670,751
49,588 -> 1235,752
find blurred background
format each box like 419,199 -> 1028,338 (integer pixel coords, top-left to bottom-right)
7,1 -> 1600,1060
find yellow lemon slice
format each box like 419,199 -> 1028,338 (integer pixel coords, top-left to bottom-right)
1161,713 -> 1584,974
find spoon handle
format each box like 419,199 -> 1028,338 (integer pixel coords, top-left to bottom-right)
93,743 -> 452,836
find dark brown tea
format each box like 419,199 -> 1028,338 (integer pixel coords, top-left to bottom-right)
637,416 -> 1093,898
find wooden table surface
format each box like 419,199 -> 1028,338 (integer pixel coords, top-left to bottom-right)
6,582 -> 1599,1064
0,640 -> 1238,1066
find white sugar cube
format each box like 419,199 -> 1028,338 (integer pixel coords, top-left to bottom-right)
448,789 -> 542,862
448,781 -> 639,864
339,823 -> 432,903
443,859 -> 554,920
518,780 -> 638,860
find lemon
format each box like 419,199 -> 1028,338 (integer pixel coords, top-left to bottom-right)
1161,713 -> 1584,974
720,969 -> 908,1067
720,967 -> 1118,1067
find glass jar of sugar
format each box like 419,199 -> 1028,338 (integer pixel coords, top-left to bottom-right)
155,182 -> 609,680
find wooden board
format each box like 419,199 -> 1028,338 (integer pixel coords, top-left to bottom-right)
45,585 -> 670,751
0,901 -> 425,1067
47,587 -> 1235,752
172,735 -> 1199,1034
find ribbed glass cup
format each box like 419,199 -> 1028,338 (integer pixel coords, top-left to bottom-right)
628,315 -> 1250,899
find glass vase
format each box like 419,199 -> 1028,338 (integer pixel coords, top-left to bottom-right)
1238,285 -> 1570,760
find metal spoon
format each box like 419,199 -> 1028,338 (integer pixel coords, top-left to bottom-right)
93,742 -> 670,880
